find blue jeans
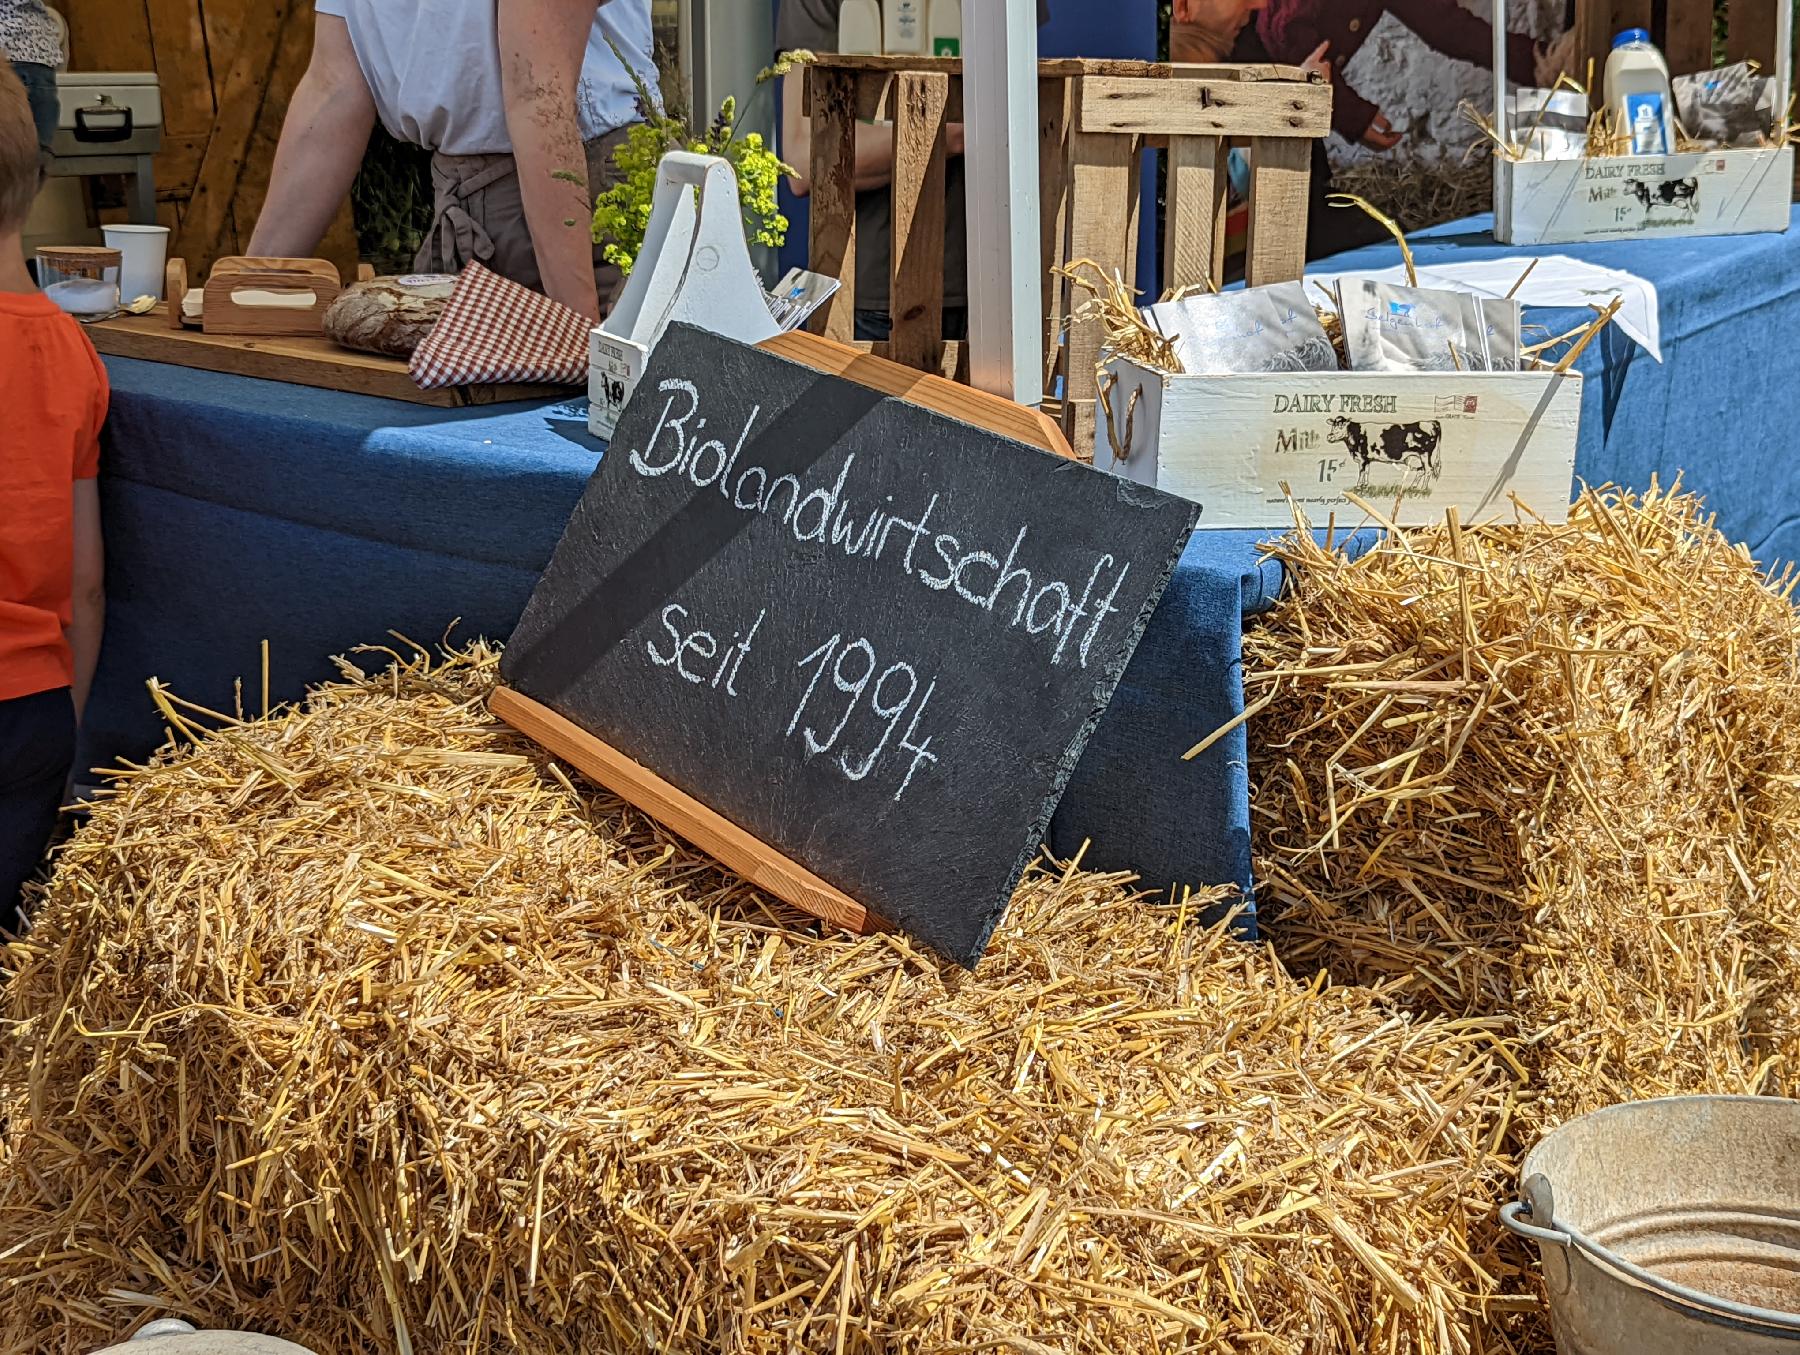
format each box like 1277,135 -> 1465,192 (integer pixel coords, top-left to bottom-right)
854,307 -> 969,343
11,61 -> 57,157
0,687 -> 75,932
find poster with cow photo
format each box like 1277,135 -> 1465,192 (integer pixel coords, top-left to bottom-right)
1100,362 -> 1585,528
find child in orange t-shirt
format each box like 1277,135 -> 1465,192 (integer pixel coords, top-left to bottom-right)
0,63 -> 107,930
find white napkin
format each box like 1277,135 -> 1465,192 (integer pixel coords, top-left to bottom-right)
1307,256 -> 1662,363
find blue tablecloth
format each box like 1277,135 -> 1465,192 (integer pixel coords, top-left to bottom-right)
83,206 -> 1800,929
82,359 -> 1279,928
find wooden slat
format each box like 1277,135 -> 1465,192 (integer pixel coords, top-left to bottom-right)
805,66 -> 861,343
808,54 -> 1309,81
179,0 -> 293,277
760,331 -> 1074,459
1164,134 -> 1227,293
146,0 -> 218,137
490,687 -> 884,937
1060,89 -> 1137,462
1665,0 -> 1715,77
201,0 -> 250,75
1611,0 -> 1655,41
1728,0 -> 1779,67
1574,3 -> 1612,100
1038,74 -> 1073,394
1244,136 -> 1310,287
888,72 -> 950,373
86,308 -> 563,407
847,71 -> 964,123
1077,76 -> 1331,138
150,136 -> 209,202
66,0 -> 153,71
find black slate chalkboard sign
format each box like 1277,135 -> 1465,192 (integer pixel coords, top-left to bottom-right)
500,324 -> 1198,967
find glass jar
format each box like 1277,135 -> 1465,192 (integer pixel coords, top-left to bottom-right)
38,245 -> 123,317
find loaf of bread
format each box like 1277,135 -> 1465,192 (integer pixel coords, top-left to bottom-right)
322,275 -> 457,357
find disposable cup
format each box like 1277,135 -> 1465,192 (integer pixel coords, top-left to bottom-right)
103,223 -> 171,303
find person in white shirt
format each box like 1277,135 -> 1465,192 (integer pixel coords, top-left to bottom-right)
248,0 -> 657,321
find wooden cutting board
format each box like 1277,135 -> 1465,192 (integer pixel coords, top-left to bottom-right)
86,307 -> 571,408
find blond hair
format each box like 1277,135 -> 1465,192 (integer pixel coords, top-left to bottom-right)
0,63 -> 42,235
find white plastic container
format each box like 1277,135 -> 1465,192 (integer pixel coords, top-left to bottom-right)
102,223 -> 169,303
882,0 -> 927,55
837,0 -> 882,54
1605,28 -> 1676,155
928,0 -> 962,56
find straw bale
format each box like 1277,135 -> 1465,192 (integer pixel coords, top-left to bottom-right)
0,648 -> 1525,1354
1247,484 -> 1800,1132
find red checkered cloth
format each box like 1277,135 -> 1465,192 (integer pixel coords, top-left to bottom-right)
409,262 -> 591,390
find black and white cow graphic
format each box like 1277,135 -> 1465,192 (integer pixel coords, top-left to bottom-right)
1326,416 -> 1443,479
1623,176 -> 1700,215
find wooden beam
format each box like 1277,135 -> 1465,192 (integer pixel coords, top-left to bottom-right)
1728,0 -> 1779,68
179,0 -> 293,276
1244,137 -> 1310,287
1038,74 -> 1073,395
1164,135 -> 1227,293
804,66 -> 861,344
1664,0 -> 1714,77
1076,76 -> 1331,138
490,687 -> 885,938
1060,93 -> 1137,462
66,0 -> 153,71
146,0 -> 219,139
806,54 -> 1310,81
888,72 -> 950,373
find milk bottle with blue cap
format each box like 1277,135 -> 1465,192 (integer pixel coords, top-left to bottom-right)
1605,29 -> 1677,154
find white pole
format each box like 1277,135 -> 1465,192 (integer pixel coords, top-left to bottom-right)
1776,0 -> 1792,138
964,0 -> 1043,407
1491,0 -> 1508,145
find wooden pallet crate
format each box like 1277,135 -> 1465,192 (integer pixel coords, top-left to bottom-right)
801,55 -> 1331,460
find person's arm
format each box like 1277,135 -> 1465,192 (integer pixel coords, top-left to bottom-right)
66,478 -> 103,722
499,0 -> 605,321
781,68 -> 924,197
245,15 -> 376,258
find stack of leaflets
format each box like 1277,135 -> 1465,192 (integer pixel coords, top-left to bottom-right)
1143,281 -> 1338,374
1338,279 -> 1520,374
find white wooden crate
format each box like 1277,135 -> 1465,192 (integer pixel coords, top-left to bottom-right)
1100,359 -> 1583,528
1487,0 -> 1791,246
1494,146 -> 1793,245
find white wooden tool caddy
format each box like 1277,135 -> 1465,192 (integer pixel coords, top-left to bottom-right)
1490,0 -> 1792,245
588,152 -> 779,440
1100,361 -> 1583,528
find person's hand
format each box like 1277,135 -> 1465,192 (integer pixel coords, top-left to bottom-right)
1301,39 -> 1331,79
947,122 -> 966,157
1359,112 -> 1403,150
1535,29 -> 1577,87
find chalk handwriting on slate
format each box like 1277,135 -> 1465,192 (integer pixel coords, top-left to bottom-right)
502,324 -> 1198,967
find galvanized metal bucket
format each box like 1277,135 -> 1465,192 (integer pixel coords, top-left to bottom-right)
1501,1095 -> 1800,1353
91,1320 -> 319,1354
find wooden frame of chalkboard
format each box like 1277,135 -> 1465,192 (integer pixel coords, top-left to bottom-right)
495,333 -> 1071,939
494,325 -> 1197,966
